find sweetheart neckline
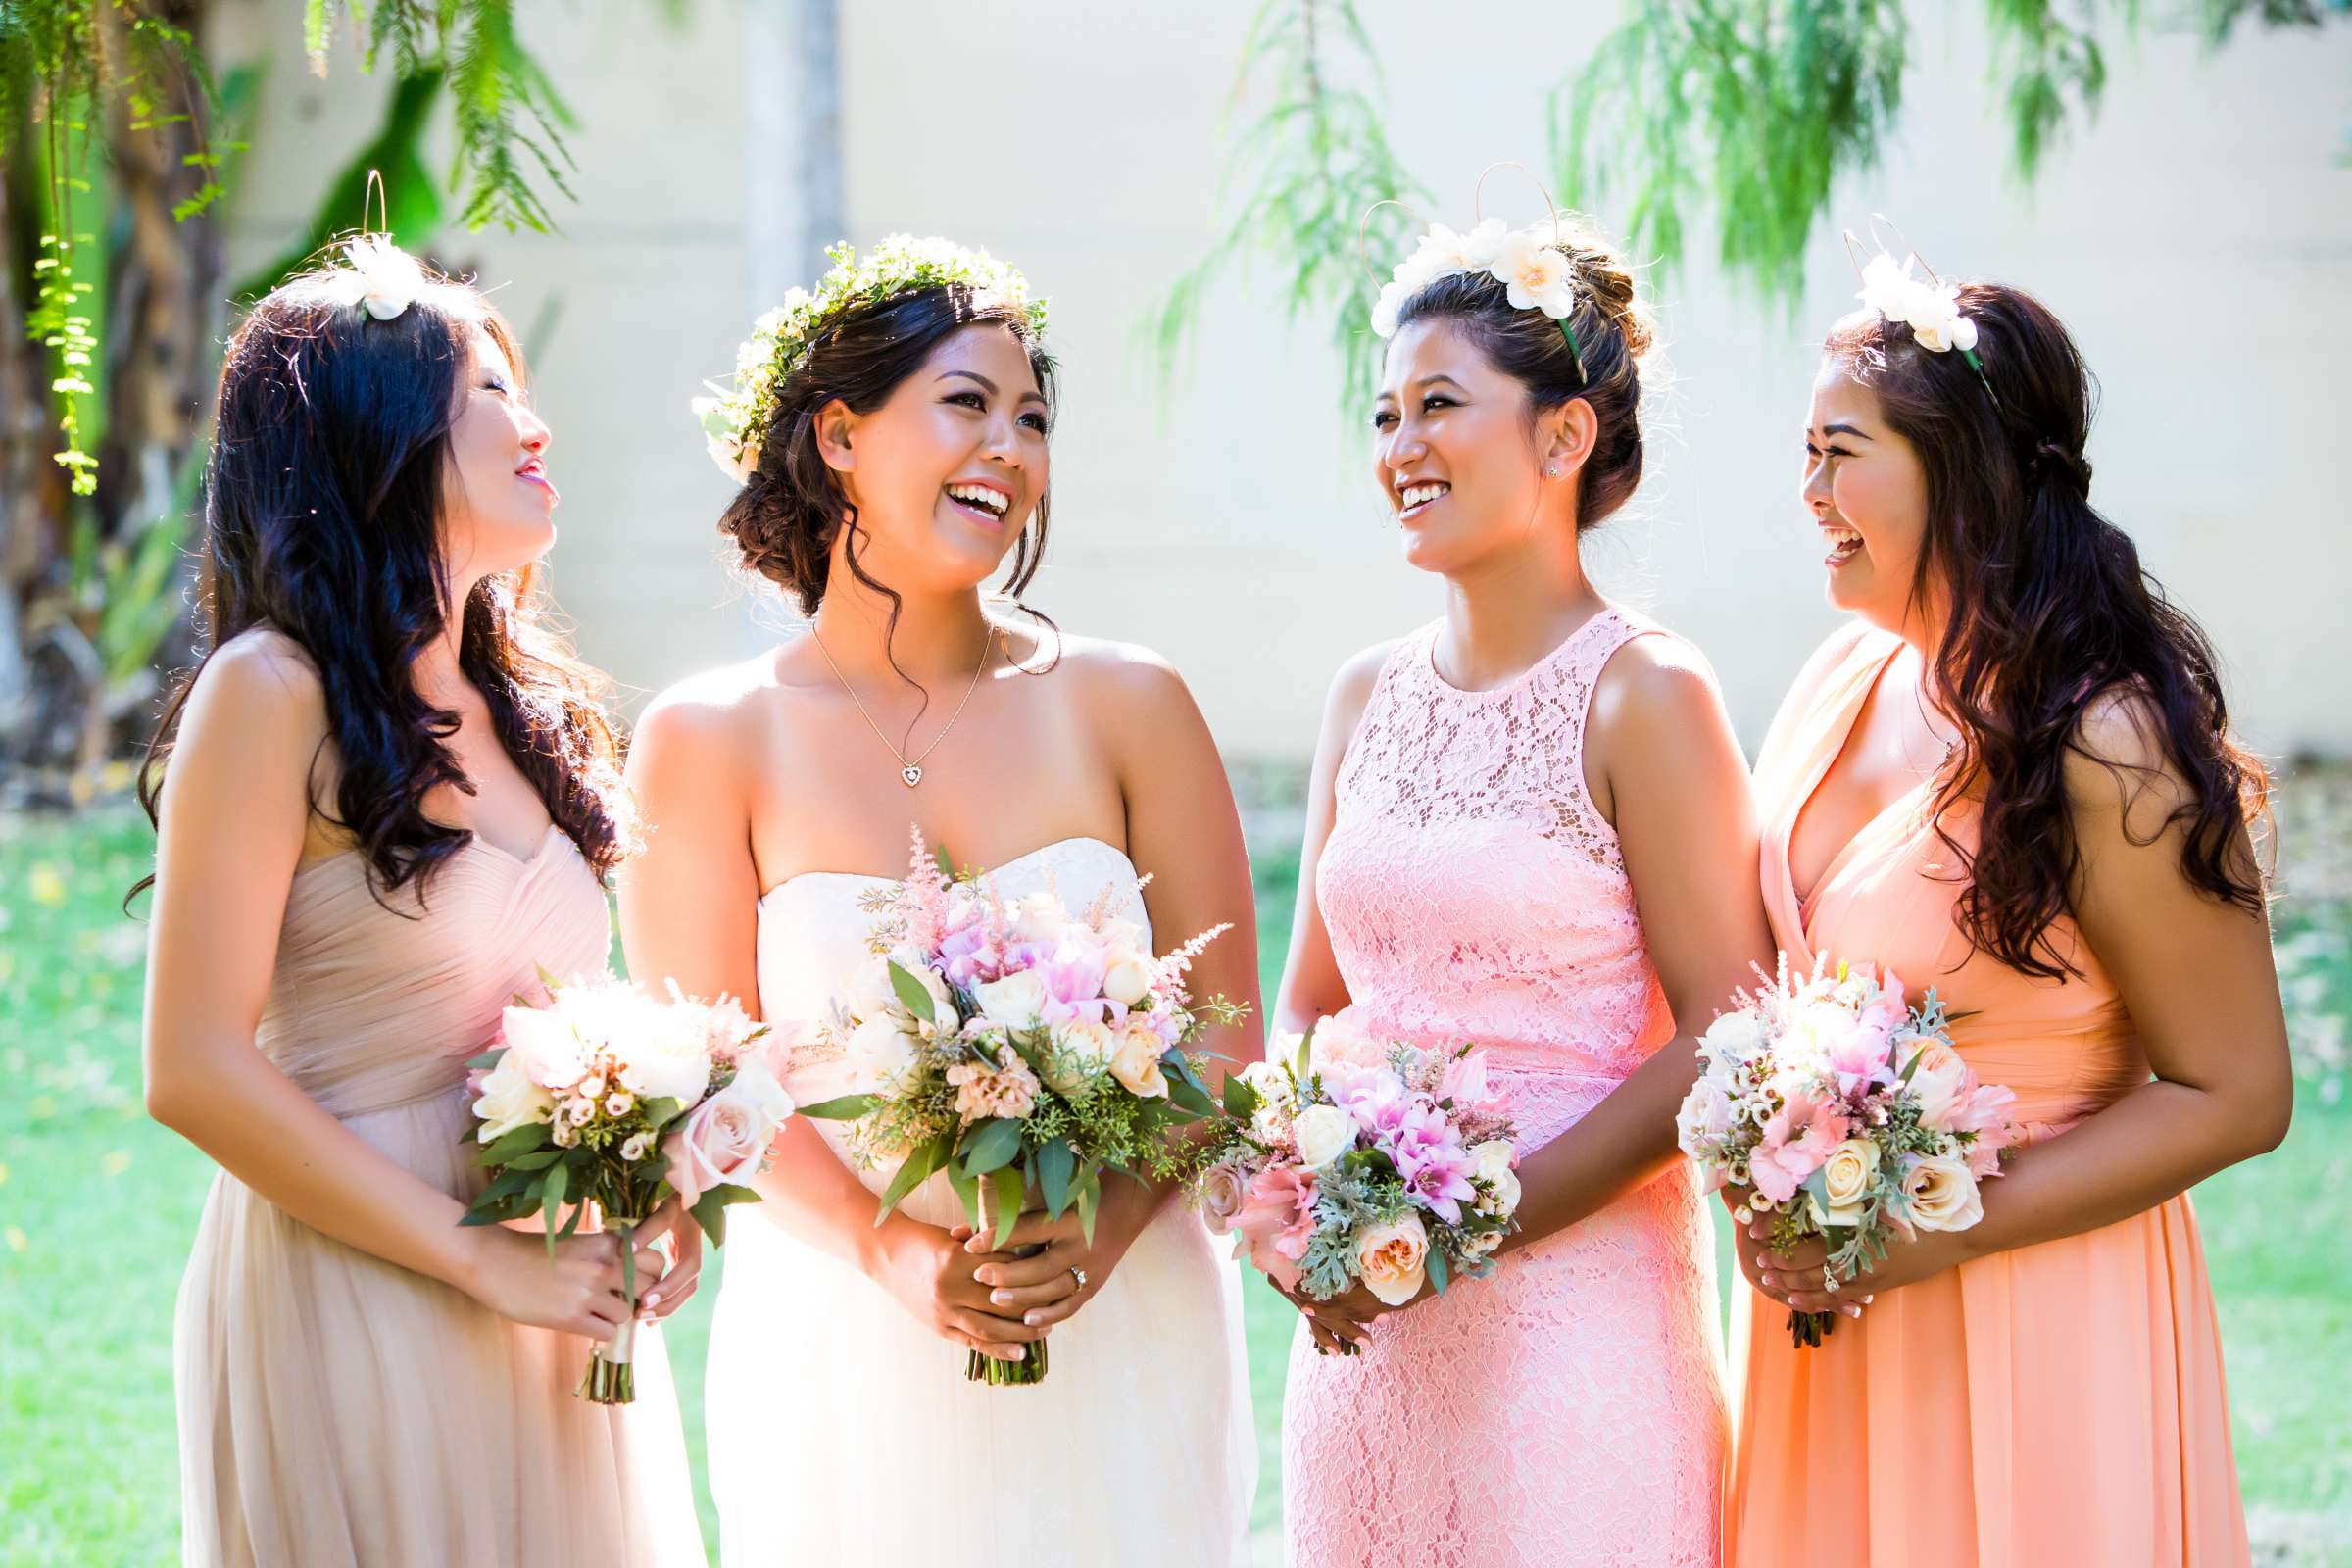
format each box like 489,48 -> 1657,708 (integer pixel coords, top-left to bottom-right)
290,820 -> 571,885
755,834 -> 1134,906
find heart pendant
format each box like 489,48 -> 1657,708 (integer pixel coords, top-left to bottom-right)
901,764 -> 923,788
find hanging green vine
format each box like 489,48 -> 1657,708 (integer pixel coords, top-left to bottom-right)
1547,0 -> 2348,303
1149,0 -> 1428,407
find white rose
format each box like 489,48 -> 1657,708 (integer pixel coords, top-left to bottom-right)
1102,952 -> 1155,1008
1043,1018 -> 1116,1096
974,969 -> 1048,1028
1902,1154 -> 1984,1233
845,1015 -> 917,1090
1701,1008 -> 1764,1060
1108,1023 -> 1170,1099
615,1030 -> 715,1106
1811,1137 -> 1881,1230
1354,1212 -> 1430,1305
1293,1104 -> 1357,1168
1371,277 -> 1409,338
472,1054 -> 556,1143
1907,1041 -> 1975,1133
1471,1140 -> 1516,1184
1008,892 -> 1070,944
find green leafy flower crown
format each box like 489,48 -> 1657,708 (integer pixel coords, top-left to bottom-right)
691,234 -> 1048,486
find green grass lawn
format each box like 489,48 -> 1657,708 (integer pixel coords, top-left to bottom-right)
3,804 -> 2346,1564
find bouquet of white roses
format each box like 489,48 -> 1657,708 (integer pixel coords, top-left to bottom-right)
797,829 -> 1245,1386
1193,1018 -> 1520,1339
463,971 -> 791,1401
1677,954 -> 2018,1347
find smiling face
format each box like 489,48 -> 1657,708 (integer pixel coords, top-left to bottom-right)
1802,356 -> 1936,633
818,322 -> 1050,594
1371,318 -> 1582,576
440,325 -> 558,589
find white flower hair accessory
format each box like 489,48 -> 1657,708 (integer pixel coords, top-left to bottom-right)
691,234 -> 1049,488
1846,225 -> 1998,405
330,232 -> 426,322
1362,165 -> 1592,379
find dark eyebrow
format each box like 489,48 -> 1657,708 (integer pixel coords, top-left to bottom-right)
1414,374 -> 1467,393
1819,421 -> 1873,441
940,368 -> 1047,407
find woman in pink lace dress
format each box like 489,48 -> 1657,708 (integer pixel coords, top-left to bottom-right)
1272,215 -> 1770,1566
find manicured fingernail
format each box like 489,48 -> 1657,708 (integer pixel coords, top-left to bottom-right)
992,1290 -> 1013,1305
645,1293 -> 661,1310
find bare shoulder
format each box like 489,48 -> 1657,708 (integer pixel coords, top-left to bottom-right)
1592,623 -> 1731,743
188,626 -> 326,728
1044,629 -> 1202,725
631,651 -> 786,762
2064,684 -> 2194,834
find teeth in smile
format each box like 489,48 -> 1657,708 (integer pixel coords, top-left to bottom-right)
1399,482 -> 1449,511
1825,528 -> 1862,553
947,483 -> 1009,517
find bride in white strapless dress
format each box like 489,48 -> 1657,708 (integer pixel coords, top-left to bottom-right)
621,252 -> 1261,1565
704,838 -> 1255,1565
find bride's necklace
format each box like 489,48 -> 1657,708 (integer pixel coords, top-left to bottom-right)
809,622 -> 996,789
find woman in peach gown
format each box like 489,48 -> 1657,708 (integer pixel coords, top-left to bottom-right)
1725,269 -> 2288,1566
1272,211 -> 1766,1567
141,246 -> 700,1566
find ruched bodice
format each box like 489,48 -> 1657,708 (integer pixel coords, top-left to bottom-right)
172,825 -> 699,1568
1755,635 -> 2146,1143
1285,608 -> 1727,1568
260,825 -> 612,1125
1727,623 -> 2250,1567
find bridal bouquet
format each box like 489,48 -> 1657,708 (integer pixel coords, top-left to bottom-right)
463,971 -> 790,1401
1194,1019 -> 1520,1335
797,829 -> 1244,1386
1676,955 -> 2018,1347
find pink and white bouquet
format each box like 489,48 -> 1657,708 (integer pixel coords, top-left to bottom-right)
1676,955 -> 2018,1347
1194,1018 -> 1520,1335
463,970 -> 790,1401
797,830 -> 1245,1386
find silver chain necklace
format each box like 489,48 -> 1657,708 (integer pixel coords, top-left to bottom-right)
808,624 -> 996,788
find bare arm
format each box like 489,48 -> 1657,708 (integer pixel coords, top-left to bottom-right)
1501,638 -> 1774,1253
144,636 -> 637,1340
1755,699 -> 2291,1307
1272,645 -> 1391,1037
617,687 -> 1040,1359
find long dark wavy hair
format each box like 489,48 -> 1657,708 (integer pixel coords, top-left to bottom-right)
134,258 -> 629,906
1826,283 -> 2269,979
717,283 -> 1059,700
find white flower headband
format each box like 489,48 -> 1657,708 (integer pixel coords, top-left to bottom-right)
326,232 -> 426,321
1361,164 -> 1592,380
1845,223 -> 1997,406
319,172 -> 427,322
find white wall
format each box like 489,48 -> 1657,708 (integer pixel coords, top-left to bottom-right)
213,0 -> 2352,757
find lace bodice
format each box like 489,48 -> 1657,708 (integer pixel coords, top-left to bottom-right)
1318,609 -> 1676,1083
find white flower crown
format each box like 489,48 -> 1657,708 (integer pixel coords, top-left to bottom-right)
1368,217 -> 1584,370
324,233 -> 426,321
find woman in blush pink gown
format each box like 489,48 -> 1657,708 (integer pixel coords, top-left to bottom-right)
1272,211 -> 1768,1567
1724,271 -> 2284,1566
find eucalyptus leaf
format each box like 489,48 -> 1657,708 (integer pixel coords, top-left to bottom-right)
1038,1138 -> 1076,1219
960,1117 -> 1023,1179
988,1164 -> 1026,1250
795,1093 -> 877,1120
888,961 -> 938,1025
